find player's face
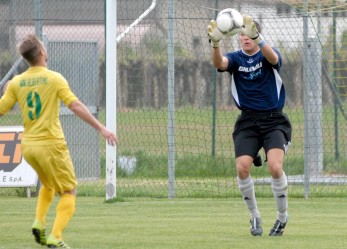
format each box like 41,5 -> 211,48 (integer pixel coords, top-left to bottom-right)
239,33 -> 259,54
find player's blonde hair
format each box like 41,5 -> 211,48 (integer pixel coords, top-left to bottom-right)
18,34 -> 43,64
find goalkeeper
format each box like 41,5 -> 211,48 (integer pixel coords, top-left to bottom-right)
208,15 -> 292,236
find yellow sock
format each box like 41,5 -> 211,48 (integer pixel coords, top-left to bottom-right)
51,194 -> 76,240
35,185 -> 55,226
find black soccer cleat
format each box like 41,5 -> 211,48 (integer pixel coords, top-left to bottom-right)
253,154 -> 262,167
250,217 -> 263,236
269,216 -> 288,236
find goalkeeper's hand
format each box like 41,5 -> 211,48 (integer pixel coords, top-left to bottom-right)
208,20 -> 223,48
241,15 -> 263,44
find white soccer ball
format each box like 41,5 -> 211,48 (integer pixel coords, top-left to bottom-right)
216,8 -> 243,36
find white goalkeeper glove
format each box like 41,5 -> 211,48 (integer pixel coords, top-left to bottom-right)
208,20 -> 223,48
241,15 -> 264,45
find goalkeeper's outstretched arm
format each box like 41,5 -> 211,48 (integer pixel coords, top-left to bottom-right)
211,47 -> 229,71
207,20 -> 229,71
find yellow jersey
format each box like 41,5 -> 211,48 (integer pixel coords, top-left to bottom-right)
0,66 -> 78,145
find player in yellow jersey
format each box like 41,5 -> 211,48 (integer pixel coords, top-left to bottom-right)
0,34 -> 118,248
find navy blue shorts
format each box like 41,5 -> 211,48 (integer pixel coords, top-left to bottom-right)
232,110 -> 292,158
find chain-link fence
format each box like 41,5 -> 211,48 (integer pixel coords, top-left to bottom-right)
1,0 -> 347,198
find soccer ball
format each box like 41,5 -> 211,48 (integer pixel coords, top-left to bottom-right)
216,8 -> 243,36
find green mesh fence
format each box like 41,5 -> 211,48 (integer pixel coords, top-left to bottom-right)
1,0 -> 347,198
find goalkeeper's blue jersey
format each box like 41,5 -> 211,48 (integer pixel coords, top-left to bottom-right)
224,48 -> 285,111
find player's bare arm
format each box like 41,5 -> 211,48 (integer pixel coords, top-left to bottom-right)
212,47 -> 229,71
259,44 -> 278,65
68,100 -> 118,146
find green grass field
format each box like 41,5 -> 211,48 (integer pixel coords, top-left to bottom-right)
1,197 -> 346,249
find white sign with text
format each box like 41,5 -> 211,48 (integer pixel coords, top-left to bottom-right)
0,126 -> 38,187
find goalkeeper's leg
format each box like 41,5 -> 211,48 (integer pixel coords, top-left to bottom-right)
237,173 -> 262,236
269,172 -> 288,236
267,147 -> 288,236
271,172 -> 288,222
236,156 -> 263,236
267,148 -> 288,223
238,176 -> 260,219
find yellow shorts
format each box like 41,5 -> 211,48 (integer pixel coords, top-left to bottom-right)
22,142 -> 77,194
